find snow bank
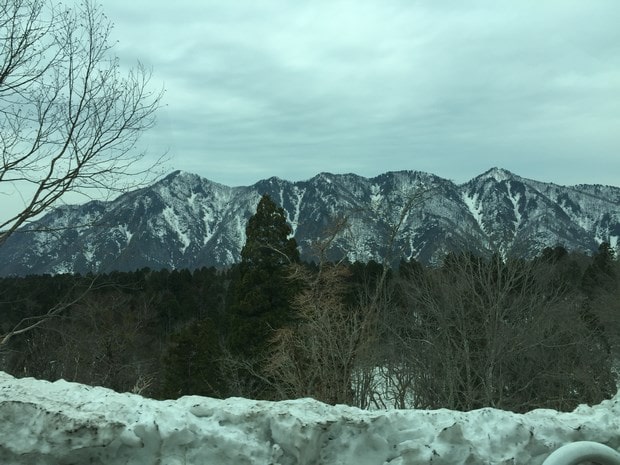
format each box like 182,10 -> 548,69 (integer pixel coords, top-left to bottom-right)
1,371 -> 619,465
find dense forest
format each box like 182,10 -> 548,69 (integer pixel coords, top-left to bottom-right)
1,195 -> 618,413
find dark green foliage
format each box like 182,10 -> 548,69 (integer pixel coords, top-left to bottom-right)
0,267 -> 229,397
240,194 -> 300,268
149,267 -> 226,334
160,318 -> 225,399
221,195 -> 301,398
345,260 -> 386,305
579,242 -> 619,355
537,245 -> 585,290
582,242 -> 617,295
539,245 -> 569,264
227,195 -> 300,358
0,241 -> 617,409
3,283 -> 161,393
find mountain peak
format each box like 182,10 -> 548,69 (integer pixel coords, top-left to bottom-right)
159,170 -> 231,191
156,170 -> 198,186
477,167 -> 517,183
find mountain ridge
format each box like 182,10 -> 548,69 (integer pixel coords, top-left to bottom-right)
0,168 -> 618,276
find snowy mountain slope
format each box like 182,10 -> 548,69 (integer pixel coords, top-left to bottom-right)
1,371 -> 619,465
459,168 -> 613,258
0,168 -> 618,276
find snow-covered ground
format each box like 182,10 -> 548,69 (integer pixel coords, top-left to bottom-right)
1,371 -> 619,465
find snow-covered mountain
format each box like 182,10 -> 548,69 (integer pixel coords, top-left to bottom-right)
0,168 -> 618,276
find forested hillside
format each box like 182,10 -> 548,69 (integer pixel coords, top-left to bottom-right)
1,242 -> 618,412
1,194 -> 619,413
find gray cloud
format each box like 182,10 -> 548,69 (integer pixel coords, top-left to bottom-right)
108,0 -> 620,186
8,0 -> 616,225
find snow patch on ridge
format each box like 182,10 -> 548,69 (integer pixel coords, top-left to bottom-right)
83,242 -> 96,263
187,191 -> 199,210
508,185 -> 523,228
162,206 -> 191,253
289,186 -> 306,235
370,183 -> 383,212
482,167 -> 513,183
462,191 -> 485,233
118,224 -> 133,244
202,210 -> 215,246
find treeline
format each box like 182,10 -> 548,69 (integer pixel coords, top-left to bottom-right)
0,266 -> 227,395
0,261 -> 372,398
0,195 -> 618,413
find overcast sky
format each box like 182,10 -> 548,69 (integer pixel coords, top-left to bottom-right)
96,1 -> 620,187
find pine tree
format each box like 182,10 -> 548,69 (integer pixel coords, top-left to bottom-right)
582,242 -> 617,295
240,195 -> 299,267
580,242 -> 618,354
225,194 -> 300,397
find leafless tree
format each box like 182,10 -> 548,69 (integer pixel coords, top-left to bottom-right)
0,0 -> 163,246
0,275 -> 102,345
9,289 -> 161,394
348,186 -> 433,408
268,186 -> 433,407
219,337 -> 282,400
0,0 -> 163,350
265,217 -> 377,404
269,261 -> 370,404
590,259 -> 620,384
394,252 -> 615,412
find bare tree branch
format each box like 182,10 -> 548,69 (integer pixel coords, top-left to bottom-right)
0,275 -> 104,345
0,0 -> 164,246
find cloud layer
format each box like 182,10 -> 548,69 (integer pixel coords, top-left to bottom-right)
107,0 -> 620,186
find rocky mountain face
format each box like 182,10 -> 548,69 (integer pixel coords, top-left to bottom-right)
0,168 -> 618,276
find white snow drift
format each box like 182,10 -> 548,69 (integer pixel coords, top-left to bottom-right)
0,371 -> 619,465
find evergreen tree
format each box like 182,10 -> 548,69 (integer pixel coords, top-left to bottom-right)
590,242 -> 616,287
582,242 -> 616,292
225,195 -> 300,397
240,194 -> 300,269
580,242 -> 618,353
160,318 -> 224,399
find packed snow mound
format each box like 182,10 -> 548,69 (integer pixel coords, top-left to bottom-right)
0,371 -> 619,465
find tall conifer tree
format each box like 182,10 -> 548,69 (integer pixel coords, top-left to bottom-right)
226,195 -> 300,391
